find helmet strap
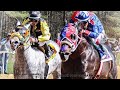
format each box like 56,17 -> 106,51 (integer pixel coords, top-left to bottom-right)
83,21 -> 88,30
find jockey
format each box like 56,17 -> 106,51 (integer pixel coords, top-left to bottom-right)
70,11 -> 110,61
21,11 -> 56,60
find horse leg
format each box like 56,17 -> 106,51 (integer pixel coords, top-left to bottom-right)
99,61 -> 117,79
108,61 -> 117,79
98,61 -> 111,79
56,63 -> 61,79
52,63 -> 61,79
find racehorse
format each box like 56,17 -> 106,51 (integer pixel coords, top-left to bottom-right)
10,21 -> 61,79
59,23 -> 117,79
10,24 -> 45,79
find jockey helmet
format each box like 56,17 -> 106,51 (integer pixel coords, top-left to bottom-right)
75,11 -> 90,22
29,11 -> 41,21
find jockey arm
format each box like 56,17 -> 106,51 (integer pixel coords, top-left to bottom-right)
22,17 -> 51,42
83,25 -> 99,39
38,20 -> 51,42
83,14 -> 104,39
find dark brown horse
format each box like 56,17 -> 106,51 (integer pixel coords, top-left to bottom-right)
59,23 -> 117,79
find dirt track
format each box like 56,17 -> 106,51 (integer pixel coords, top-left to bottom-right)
0,74 -> 14,79
0,66 -> 120,79
0,74 -> 53,79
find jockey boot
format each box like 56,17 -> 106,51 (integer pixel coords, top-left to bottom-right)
99,44 -> 105,53
99,44 -> 113,62
96,45 -> 111,62
43,43 -> 50,60
88,37 -> 100,51
96,44 -> 106,58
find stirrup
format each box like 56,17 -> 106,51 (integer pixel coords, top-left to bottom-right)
101,55 -> 112,62
45,53 -> 50,60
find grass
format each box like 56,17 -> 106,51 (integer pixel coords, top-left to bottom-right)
116,53 -> 120,66
0,53 -> 14,79
7,54 -> 14,74
116,52 -> 120,79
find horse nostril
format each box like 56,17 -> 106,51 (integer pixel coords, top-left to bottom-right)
20,42 -> 23,45
65,53 -> 70,55
15,41 -> 18,44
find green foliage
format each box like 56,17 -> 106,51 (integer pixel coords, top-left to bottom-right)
3,11 -> 120,40
116,53 -> 120,66
98,11 -> 120,39
5,11 -> 29,20
68,11 -> 120,39
7,54 -> 14,74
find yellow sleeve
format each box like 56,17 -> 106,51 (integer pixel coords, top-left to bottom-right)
38,20 -> 51,42
22,17 -> 30,26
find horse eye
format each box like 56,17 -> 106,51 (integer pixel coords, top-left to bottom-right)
71,34 -> 76,40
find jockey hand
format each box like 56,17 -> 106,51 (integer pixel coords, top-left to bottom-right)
82,29 -> 85,33
79,29 -> 85,36
29,37 -> 38,43
82,29 -> 91,36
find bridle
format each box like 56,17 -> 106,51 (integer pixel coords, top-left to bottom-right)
60,29 -> 85,62
10,27 -> 31,52
60,29 -> 84,54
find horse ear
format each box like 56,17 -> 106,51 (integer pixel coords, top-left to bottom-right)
16,20 -> 21,26
24,24 -> 30,29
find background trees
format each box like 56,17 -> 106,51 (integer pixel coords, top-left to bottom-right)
0,11 -> 120,40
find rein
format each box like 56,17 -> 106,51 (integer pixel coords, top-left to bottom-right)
11,32 -> 31,51
19,35 -> 31,51
60,31 -> 86,63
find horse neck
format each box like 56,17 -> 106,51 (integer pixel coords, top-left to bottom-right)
15,45 -> 26,63
71,36 -> 95,60
16,41 -> 31,58
77,38 -> 89,54
70,38 -> 99,79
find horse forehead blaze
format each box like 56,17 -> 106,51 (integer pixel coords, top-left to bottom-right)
66,26 -> 76,37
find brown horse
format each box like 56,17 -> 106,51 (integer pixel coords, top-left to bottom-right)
59,23 -> 117,79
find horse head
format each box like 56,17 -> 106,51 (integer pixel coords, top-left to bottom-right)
10,20 -> 30,51
59,23 -> 82,62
